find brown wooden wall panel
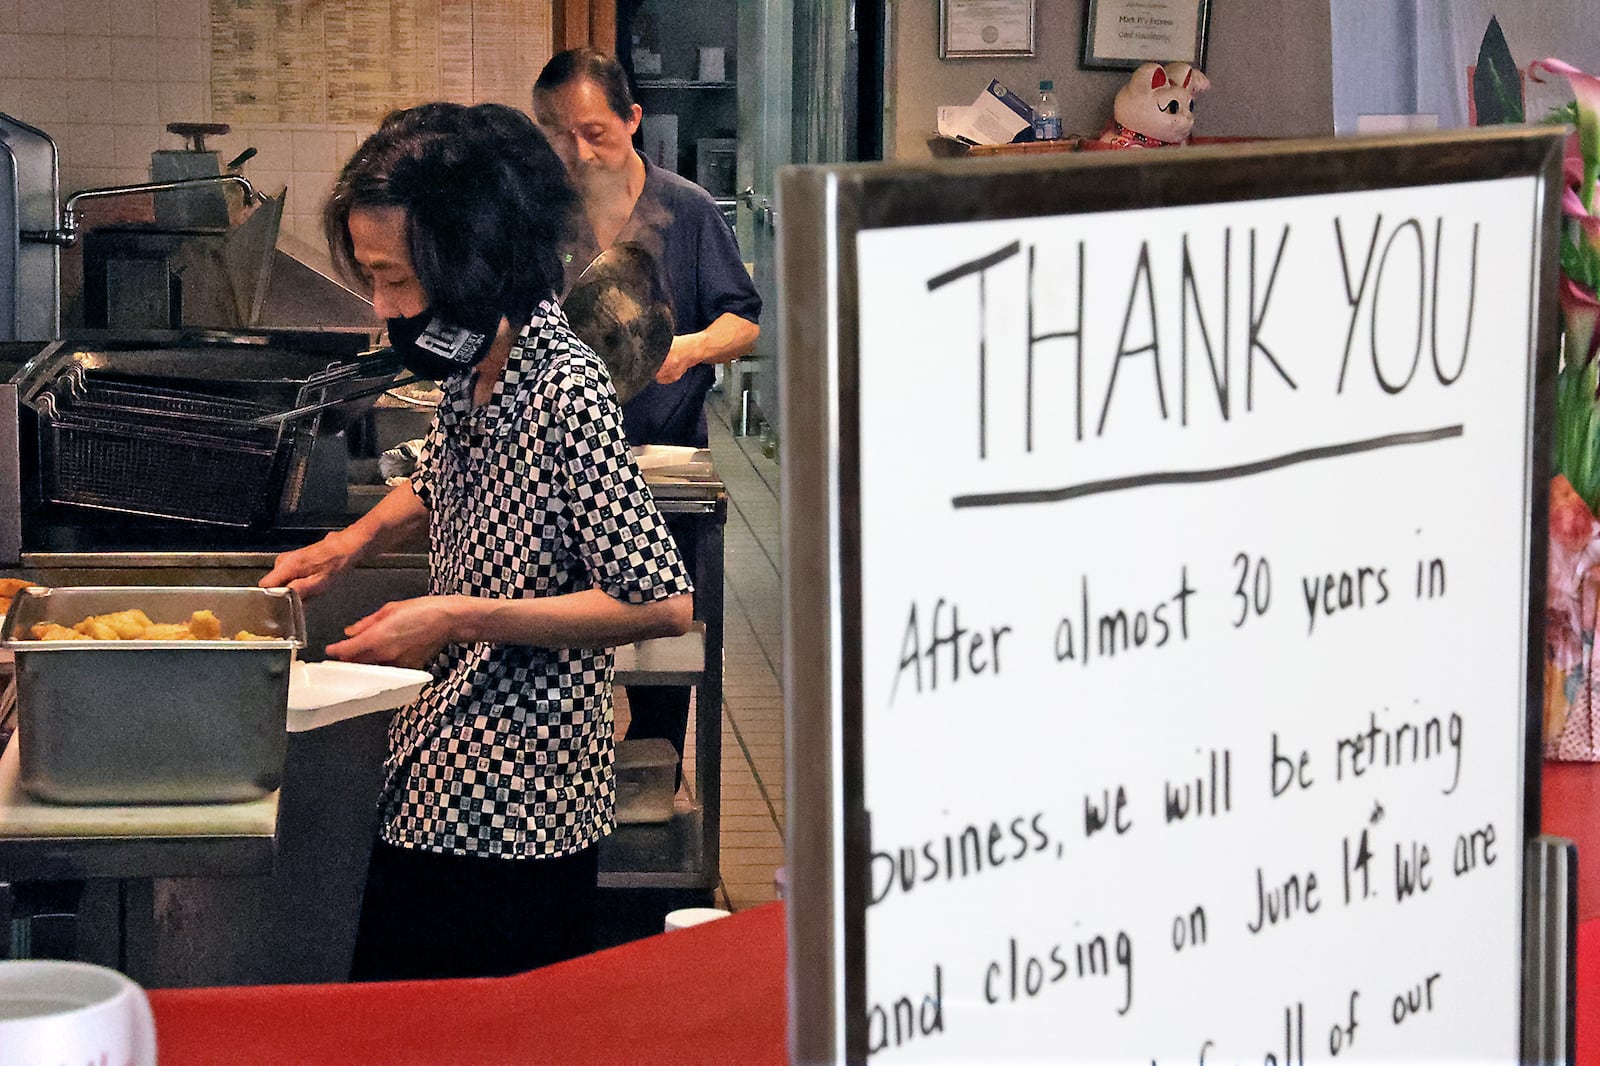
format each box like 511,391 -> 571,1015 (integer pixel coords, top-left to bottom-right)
553,0 -> 617,53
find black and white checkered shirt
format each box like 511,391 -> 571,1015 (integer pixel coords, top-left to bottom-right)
380,296 -> 692,860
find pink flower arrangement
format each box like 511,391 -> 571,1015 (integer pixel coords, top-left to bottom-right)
1521,59 -> 1600,757
1530,59 -> 1600,377
1527,60 -> 1600,518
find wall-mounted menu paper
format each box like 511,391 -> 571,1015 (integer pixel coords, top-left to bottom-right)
209,0 -> 552,124
777,130 -> 1564,1064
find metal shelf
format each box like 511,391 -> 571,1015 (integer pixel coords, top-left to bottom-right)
613,623 -> 705,686
598,808 -> 705,888
634,80 -> 735,90
604,497 -> 727,892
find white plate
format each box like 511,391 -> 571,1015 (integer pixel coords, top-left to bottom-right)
286,661 -> 432,732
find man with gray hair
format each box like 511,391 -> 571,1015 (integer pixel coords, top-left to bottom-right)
535,48 -> 762,780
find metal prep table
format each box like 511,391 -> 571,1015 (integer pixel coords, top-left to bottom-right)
0,740 -> 278,979
0,460 -> 728,983
604,464 -> 728,891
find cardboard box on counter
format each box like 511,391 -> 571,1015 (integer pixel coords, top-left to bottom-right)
936,79 -> 1035,146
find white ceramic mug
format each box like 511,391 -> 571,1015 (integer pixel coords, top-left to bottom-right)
0,960 -> 156,1066
664,906 -> 730,932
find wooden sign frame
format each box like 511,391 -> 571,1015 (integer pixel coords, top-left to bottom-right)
779,128 -> 1565,1064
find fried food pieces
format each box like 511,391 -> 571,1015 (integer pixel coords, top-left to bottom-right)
28,608 -> 259,642
0,578 -> 44,618
74,609 -> 157,640
28,622 -> 86,641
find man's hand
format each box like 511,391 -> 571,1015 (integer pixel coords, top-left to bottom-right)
656,334 -> 701,384
654,313 -> 759,385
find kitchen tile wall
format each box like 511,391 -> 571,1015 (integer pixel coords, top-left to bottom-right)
0,0 -> 371,246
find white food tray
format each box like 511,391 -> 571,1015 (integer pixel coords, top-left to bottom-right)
630,444 -> 703,471
287,661 -> 432,732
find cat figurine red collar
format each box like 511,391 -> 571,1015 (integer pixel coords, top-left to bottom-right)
1094,62 -> 1211,149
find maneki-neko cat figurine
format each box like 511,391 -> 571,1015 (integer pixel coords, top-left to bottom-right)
1095,61 -> 1211,149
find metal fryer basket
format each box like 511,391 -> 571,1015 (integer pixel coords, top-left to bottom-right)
14,336 -> 399,527
60,374 -> 278,422
35,370 -> 307,526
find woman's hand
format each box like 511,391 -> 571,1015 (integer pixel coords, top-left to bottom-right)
259,530 -> 362,600
260,481 -> 428,600
326,595 -> 472,669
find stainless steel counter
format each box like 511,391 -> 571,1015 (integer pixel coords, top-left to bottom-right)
0,739 -> 280,976
10,458 -> 723,654
0,457 -> 730,981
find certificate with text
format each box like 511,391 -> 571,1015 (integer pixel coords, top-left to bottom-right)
1084,0 -> 1210,70
942,0 -> 1036,58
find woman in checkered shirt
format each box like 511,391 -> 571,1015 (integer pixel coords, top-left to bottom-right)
262,102 -> 694,981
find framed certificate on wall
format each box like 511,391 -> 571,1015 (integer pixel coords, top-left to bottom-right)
1081,0 -> 1212,70
940,0 -> 1036,59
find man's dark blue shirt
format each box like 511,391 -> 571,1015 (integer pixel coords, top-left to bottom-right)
562,153 -> 762,447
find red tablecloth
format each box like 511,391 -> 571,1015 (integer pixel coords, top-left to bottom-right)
1544,759 -> 1600,923
144,766 -> 1600,1066
144,899 -> 1600,1065
148,902 -> 789,1066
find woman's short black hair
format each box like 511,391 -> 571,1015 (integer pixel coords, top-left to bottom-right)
323,101 -> 576,328
533,48 -> 636,121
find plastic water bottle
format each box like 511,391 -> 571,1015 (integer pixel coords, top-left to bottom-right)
1033,80 -> 1062,141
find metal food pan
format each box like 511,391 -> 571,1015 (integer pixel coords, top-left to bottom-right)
0,586 -> 305,805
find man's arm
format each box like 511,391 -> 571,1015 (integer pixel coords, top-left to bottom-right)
657,311 -> 759,384
652,185 -> 763,385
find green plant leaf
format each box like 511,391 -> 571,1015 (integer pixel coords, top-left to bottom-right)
1562,234 -> 1600,291
1554,351 -> 1600,513
1473,17 -> 1525,125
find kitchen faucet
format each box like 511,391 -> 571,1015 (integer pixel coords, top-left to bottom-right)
20,172 -> 266,247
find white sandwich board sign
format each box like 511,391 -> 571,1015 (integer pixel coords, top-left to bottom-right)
780,128 -> 1566,1064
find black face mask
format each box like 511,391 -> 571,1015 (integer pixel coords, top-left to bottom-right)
385,309 -> 495,381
